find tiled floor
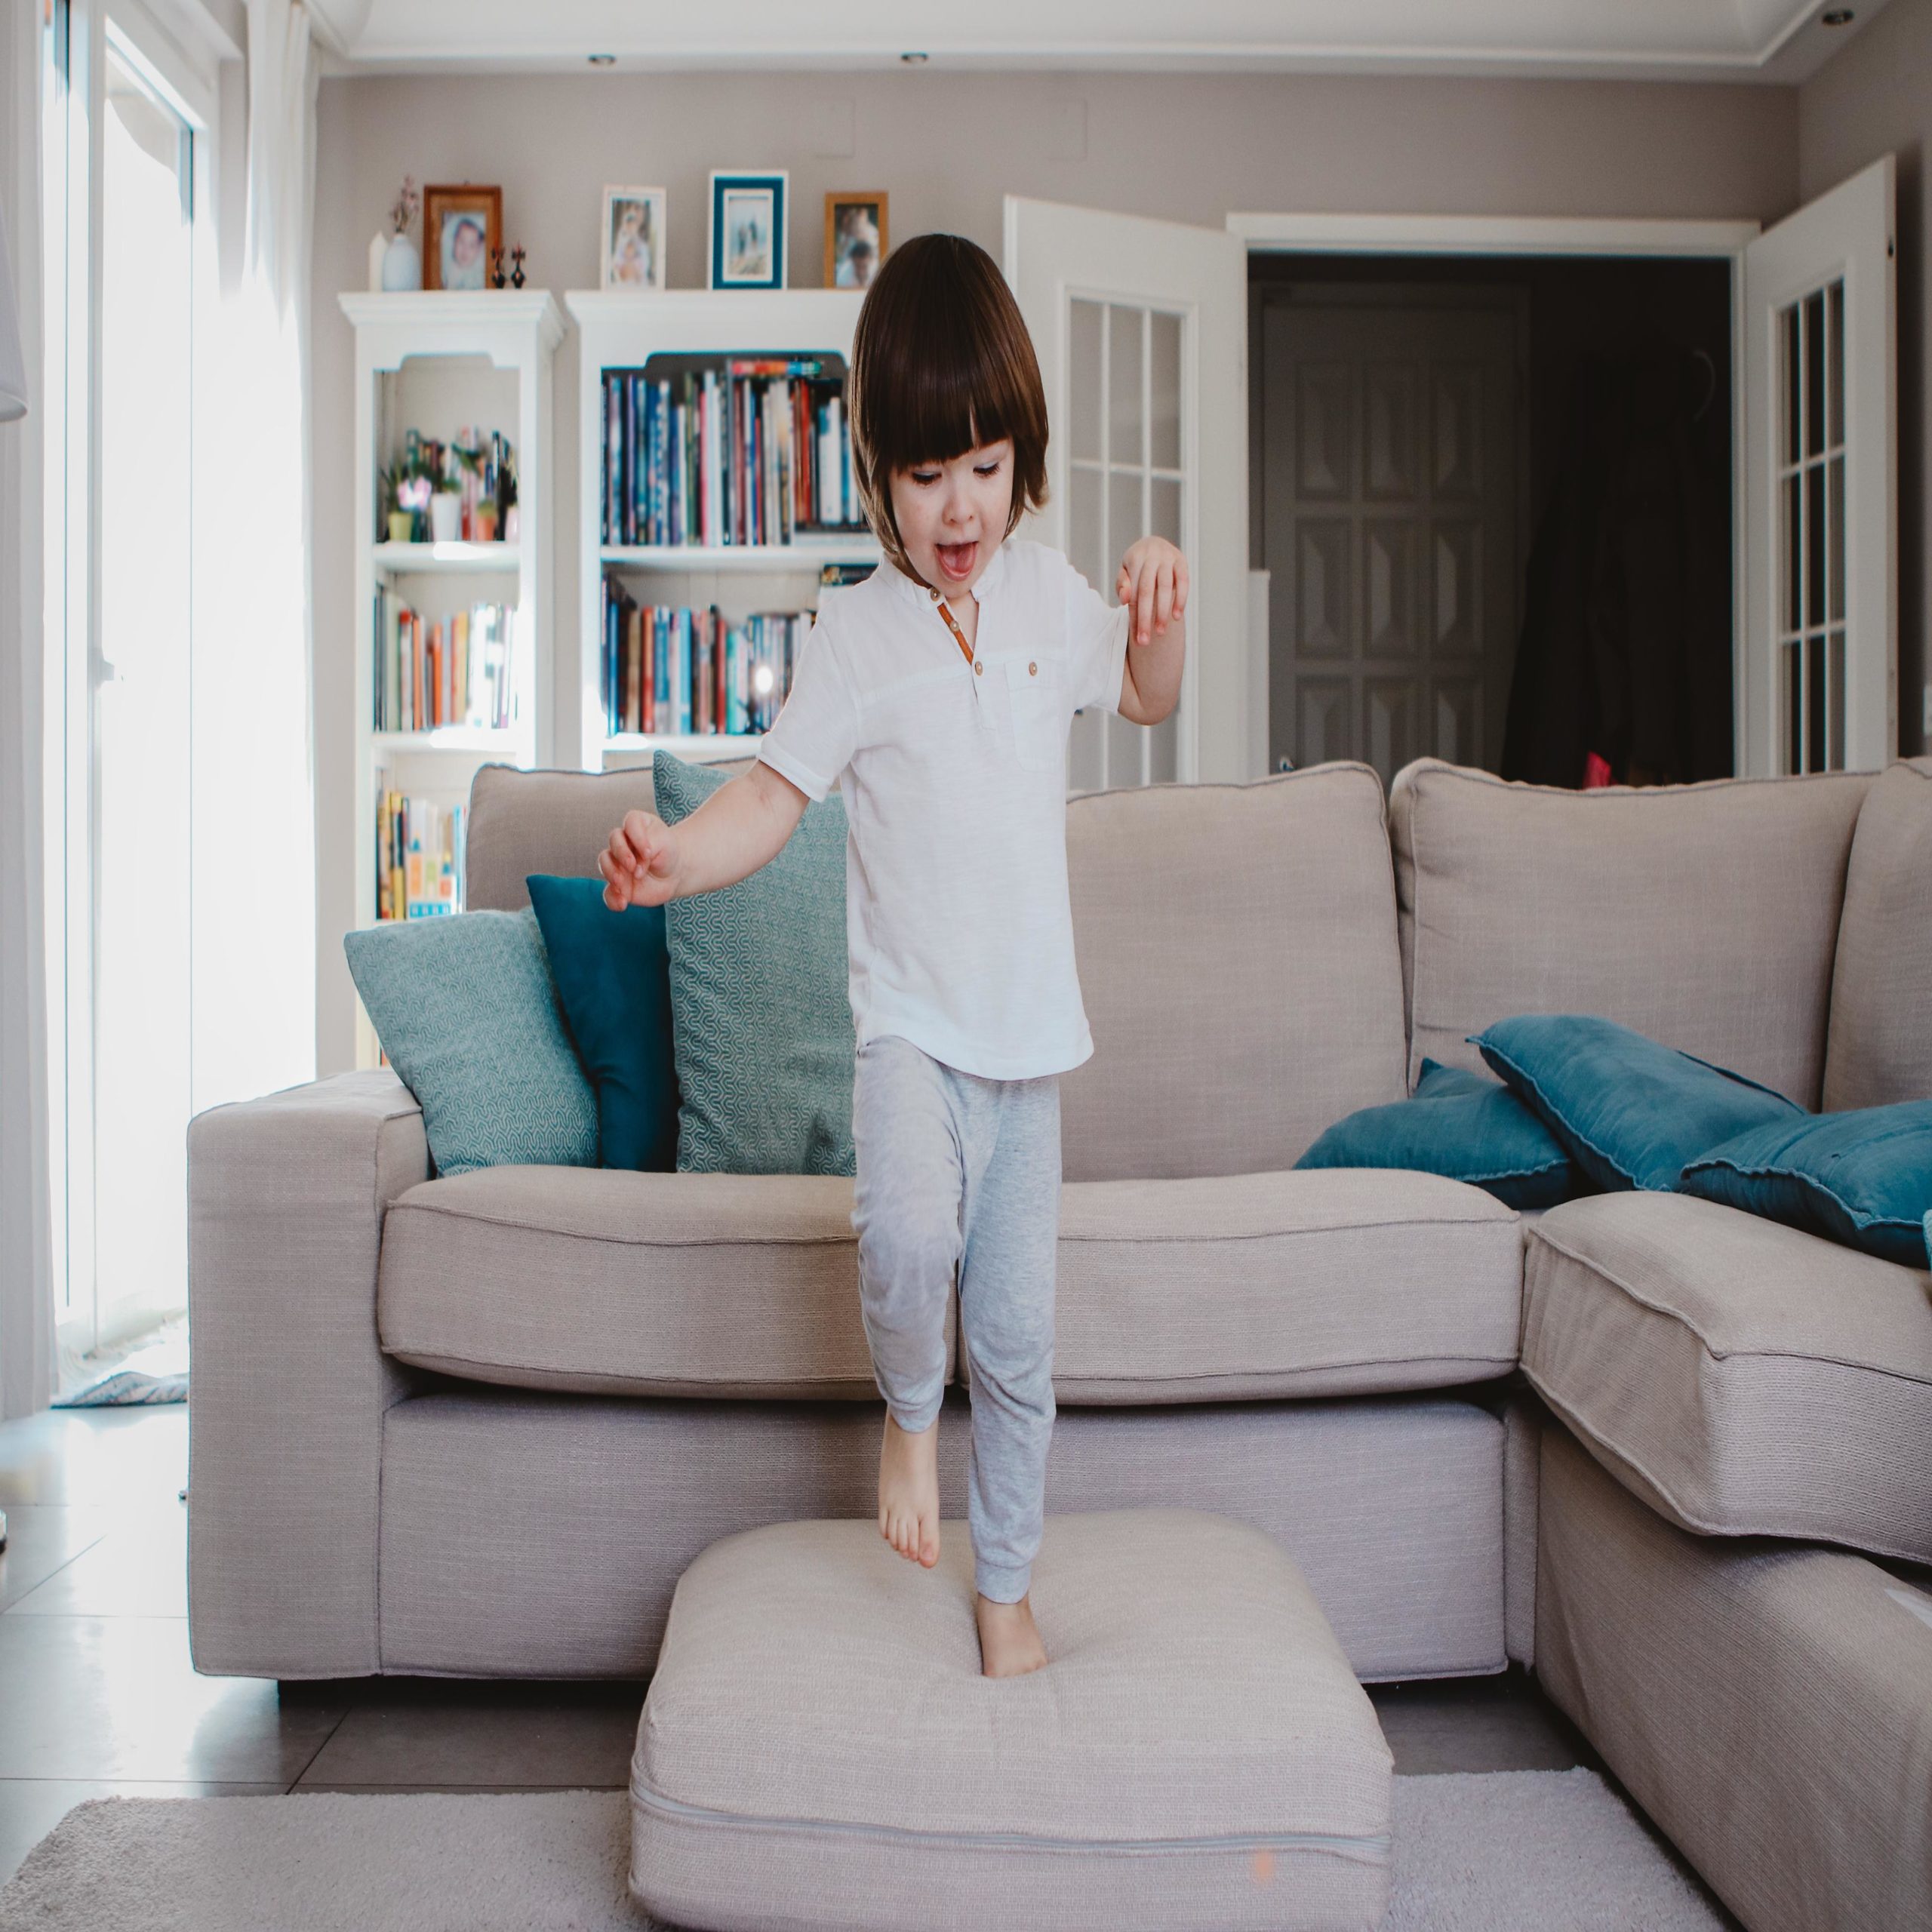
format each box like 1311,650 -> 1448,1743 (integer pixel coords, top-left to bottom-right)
0,1404 -> 1597,1887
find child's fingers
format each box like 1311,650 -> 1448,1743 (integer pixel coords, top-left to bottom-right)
1154,562 -> 1177,633
1174,553 -> 1191,617
1135,561 -> 1158,644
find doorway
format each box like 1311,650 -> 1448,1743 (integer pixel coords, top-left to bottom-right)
1251,252 -> 1736,790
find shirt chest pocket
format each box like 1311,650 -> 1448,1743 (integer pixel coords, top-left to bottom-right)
1003,655 -> 1063,772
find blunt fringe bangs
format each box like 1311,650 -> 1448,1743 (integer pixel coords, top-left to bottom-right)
847,232 -> 1049,578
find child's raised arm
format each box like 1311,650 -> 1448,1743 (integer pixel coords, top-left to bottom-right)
597,759 -> 808,909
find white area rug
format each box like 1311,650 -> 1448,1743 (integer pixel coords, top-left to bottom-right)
0,1769 -> 1732,1930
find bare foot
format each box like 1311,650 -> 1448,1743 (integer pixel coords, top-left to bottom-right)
878,1412 -> 940,1567
975,1592 -> 1049,1678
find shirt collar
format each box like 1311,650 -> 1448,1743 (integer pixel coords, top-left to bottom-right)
887,537 -> 1009,614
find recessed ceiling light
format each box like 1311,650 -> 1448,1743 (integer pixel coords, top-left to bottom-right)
1821,8 -> 1854,24
900,51 -> 929,64
588,52 -> 616,65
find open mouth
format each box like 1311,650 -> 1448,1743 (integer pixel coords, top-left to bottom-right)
935,540 -> 978,582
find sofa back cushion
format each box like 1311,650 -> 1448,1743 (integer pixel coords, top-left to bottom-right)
1062,764 -> 1407,1182
466,759 -> 758,912
1389,758 -> 1871,1108
1822,758 -> 1932,1112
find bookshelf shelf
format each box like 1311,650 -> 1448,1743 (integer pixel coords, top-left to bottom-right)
565,288 -> 872,770
342,288 -> 563,1069
372,540 -> 521,575
601,540 -> 879,573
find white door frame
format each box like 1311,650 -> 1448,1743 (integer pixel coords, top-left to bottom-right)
1228,211 -> 1761,776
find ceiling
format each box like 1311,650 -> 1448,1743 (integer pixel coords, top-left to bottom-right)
312,0 -> 1886,80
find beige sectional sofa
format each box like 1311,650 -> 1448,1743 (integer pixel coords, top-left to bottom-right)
186,752 -> 1932,1932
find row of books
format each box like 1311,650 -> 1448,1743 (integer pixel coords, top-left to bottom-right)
601,358 -> 864,549
375,791 -> 465,921
373,592 -> 518,734
600,581 -> 812,738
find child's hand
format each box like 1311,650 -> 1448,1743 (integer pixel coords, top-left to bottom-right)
597,811 -> 683,910
1115,537 -> 1189,647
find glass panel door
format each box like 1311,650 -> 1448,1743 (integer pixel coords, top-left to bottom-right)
1064,297 -> 1183,792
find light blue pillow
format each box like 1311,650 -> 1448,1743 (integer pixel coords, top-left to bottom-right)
653,751 -> 855,1177
1472,1014 -> 1805,1193
343,908 -> 598,1177
1680,1103 -> 1932,1268
1296,1059 -> 1587,1210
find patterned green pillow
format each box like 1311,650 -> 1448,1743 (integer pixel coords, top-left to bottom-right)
343,907 -> 598,1177
653,751 -> 854,1177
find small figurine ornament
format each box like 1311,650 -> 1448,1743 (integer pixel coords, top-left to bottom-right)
490,246 -> 507,290
510,245 -> 527,290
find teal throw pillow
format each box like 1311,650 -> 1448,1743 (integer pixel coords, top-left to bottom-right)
526,875 -> 680,1172
343,908 -> 598,1177
1680,1103 -> 1932,1267
1295,1059 -> 1587,1210
1473,1014 -> 1805,1193
653,751 -> 854,1177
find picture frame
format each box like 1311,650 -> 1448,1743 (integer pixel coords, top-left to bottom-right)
824,193 -> 888,291
708,171 -> 788,291
601,186 -> 666,292
423,183 -> 502,293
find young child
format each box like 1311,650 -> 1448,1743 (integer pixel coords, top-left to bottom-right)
598,232 -> 1186,1678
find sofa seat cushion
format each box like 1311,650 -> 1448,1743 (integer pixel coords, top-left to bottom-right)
377,1166 -> 952,1399
380,1165 -> 1521,1407
629,1509 -> 1394,1932
1521,1191 -> 1932,1564
1042,1168 -> 1523,1403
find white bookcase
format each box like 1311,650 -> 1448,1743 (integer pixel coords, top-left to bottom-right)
563,291 -> 881,772
340,289 -> 565,1066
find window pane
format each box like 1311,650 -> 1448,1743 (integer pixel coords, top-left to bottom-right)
1782,471 -> 1800,634
1149,309 -> 1181,472
1069,463 -> 1103,590
1828,631 -> 1846,771
1806,462 -> 1826,628
1782,303 -> 1800,467
1150,475 -> 1180,549
1826,279 -> 1844,451
1069,299 -> 1102,464
1828,455 -> 1844,624
1109,469 -> 1143,586
1109,304 -> 1143,468
1783,639 -> 1801,774
1804,289 -> 1826,459
1807,633 -> 1826,774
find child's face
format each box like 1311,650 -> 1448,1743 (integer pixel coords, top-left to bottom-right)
888,438 -> 1014,598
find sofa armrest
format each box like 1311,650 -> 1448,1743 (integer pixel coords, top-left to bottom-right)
187,1070 -> 428,1678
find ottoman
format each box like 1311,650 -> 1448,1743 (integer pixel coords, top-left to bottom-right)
630,1506 -> 1394,1932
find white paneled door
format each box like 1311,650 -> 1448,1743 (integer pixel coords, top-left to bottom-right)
1743,155 -> 1897,775
1002,196 -> 1247,788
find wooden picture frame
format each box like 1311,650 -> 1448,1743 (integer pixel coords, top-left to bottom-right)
423,183 -> 503,292
708,171 -> 788,291
601,186 -> 666,292
824,193 -> 888,291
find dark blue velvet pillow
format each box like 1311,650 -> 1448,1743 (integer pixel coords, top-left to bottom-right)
1472,1014 -> 1806,1193
1294,1058 -> 1587,1210
525,874 -> 680,1172
1680,1103 -> 1932,1267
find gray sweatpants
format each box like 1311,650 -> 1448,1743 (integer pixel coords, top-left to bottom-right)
849,1032 -> 1061,1604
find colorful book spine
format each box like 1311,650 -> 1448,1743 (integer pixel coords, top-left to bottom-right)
375,789 -> 465,920
373,590 -> 517,733
598,586 -> 811,740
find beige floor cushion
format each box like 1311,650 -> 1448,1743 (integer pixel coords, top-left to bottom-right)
1522,1191 -> 1932,1564
377,1165 -> 1520,1404
630,1508 -> 1394,1932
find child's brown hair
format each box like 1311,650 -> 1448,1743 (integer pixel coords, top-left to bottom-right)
847,232 -> 1049,582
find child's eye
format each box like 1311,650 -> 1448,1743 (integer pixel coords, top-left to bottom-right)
910,469 -> 940,485
975,461 -> 1001,476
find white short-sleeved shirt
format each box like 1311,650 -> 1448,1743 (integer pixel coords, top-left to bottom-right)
755,537 -> 1132,1081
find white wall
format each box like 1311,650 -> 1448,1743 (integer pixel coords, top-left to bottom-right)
1801,0 -> 1931,763
309,65 -> 1800,1073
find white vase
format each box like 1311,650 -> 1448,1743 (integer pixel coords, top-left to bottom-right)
368,232 -> 389,292
429,492 -> 462,543
381,234 -> 422,293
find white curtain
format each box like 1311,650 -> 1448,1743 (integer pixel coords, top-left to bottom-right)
0,0 -> 54,1418
191,0 -> 318,1112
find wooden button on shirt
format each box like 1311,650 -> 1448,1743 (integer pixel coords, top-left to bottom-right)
755,538 -> 1133,1081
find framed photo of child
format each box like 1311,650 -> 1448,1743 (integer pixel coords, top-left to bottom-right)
601,186 -> 666,291
709,171 -> 787,291
825,194 -> 887,290
423,184 -> 502,292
